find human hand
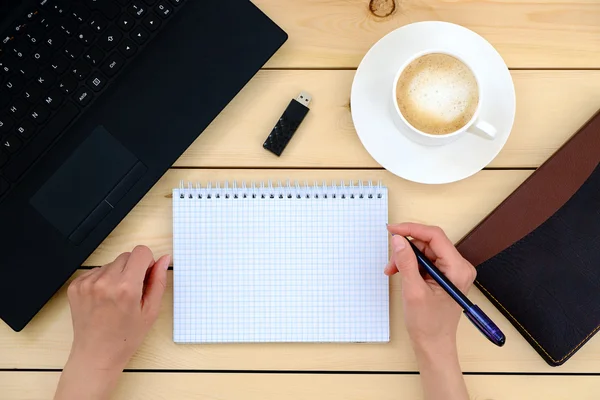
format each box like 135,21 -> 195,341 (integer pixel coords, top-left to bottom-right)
55,246 -> 170,400
385,223 -> 476,355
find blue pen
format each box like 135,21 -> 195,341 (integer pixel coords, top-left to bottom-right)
403,238 -> 506,347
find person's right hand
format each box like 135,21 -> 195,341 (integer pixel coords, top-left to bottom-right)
385,223 -> 477,354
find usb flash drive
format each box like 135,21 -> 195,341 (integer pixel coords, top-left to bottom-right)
263,92 -> 312,157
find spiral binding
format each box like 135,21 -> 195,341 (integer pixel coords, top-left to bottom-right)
176,180 -> 386,200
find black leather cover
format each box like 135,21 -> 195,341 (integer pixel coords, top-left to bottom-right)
457,110 -> 600,366
476,164 -> 600,366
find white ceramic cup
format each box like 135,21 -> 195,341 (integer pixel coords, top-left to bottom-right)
390,50 -> 497,146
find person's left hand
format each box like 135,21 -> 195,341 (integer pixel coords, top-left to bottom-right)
55,246 -> 170,400
67,246 -> 170,372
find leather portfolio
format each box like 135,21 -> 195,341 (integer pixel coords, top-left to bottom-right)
457,110 -> 600,366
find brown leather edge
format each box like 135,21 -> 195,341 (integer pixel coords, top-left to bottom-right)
456,110 -> 600,266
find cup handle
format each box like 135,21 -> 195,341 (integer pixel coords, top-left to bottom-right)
469,120 -> 497,140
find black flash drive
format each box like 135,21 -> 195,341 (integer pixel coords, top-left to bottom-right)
263,92 -> 312,156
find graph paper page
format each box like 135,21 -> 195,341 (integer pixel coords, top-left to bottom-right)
173,184 -> 389,343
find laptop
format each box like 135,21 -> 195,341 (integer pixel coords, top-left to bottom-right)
0,0 -> 287,331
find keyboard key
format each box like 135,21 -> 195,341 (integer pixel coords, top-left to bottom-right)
7,98 -> 30,119
10,40 -> 31,60
101,52 -> 124,77
98,26 -> 122,51
46,30 -> 67,49
169,0 -> 183,6
5,75 -> 24,93
142,12 -> 161,31
71,60 -> 92,80
36,69 -> 57,89
155,2 -> 172,18
0,177 -> 9,196
84,45 -> 105,66
0,114 -> 15,134
64,40 -> 85,60
25,9 -> 41,22
30,104 -> 51,124
87,71 -> 107,92
118,39 -> 137,57
58,74 -> 78,94
0,55 -> 17,75
89,13 -> 109,33
87,0 -> 120,20
77,25 -> 97,45
43,89 -> 64,110
15,120 -> 37,139
131,26 -> 149,44
71,3 -> 92,23
38,15 -> 56,31
4,102 -> 79,182
49,1 -> 71,17
117,13 -> 135,31
18,60 -> 39,79
2,135 -> 23,154
50,54 -> 70,74
60,17 -> 80,36
26,24 -> 45,45
74,86 -> 93,106
12,22 -> 28,37
128,2 -> 147,18
32,45 -> 52,63
23,82 -> 44,103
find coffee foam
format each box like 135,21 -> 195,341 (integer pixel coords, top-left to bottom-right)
396,54 -> 479,135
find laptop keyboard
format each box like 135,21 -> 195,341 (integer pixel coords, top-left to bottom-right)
0,0 -> 186,199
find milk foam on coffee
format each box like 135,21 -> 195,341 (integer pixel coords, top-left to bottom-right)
396,53 -> 479,135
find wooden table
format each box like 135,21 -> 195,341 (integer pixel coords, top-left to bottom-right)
2,1 -> 600,398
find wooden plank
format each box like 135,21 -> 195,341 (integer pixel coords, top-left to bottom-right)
2,269 -> 599,372
3,169 -> 600,372
3,372 -> 600,400
174,70 -> 600,169
255,0 -> 600,68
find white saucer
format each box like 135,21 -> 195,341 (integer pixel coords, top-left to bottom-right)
351,22 -> 516,184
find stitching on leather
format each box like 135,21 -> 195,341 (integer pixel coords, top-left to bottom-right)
476,281 -> 600,364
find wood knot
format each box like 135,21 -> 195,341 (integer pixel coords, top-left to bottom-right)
369,0 -> 396,18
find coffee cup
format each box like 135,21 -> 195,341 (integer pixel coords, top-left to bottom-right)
390,50 -> 496,146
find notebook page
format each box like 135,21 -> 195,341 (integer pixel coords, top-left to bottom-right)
173,183 -> 389,343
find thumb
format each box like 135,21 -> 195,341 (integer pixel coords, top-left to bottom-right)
391,236 -> 426,287
142,254 -> 171,319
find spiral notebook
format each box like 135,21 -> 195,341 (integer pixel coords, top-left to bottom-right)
173,181 -> 390,343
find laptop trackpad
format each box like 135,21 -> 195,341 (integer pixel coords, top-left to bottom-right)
30,126 -> 146,244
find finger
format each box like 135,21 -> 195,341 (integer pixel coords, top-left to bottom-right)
122,246 -> 155,285
410,238 -> 438,261
387,223 -> 462,262
385,236 -> 431,276
103,252 -> 132,275
384,257 -> 398,276
142,255 -> 171,318
390,236 -> 427,289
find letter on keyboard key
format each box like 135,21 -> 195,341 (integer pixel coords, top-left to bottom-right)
30,104 -> 51,124
155,2 -> 172,18
4,102 -> 79,182
101,53 -> 125,77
